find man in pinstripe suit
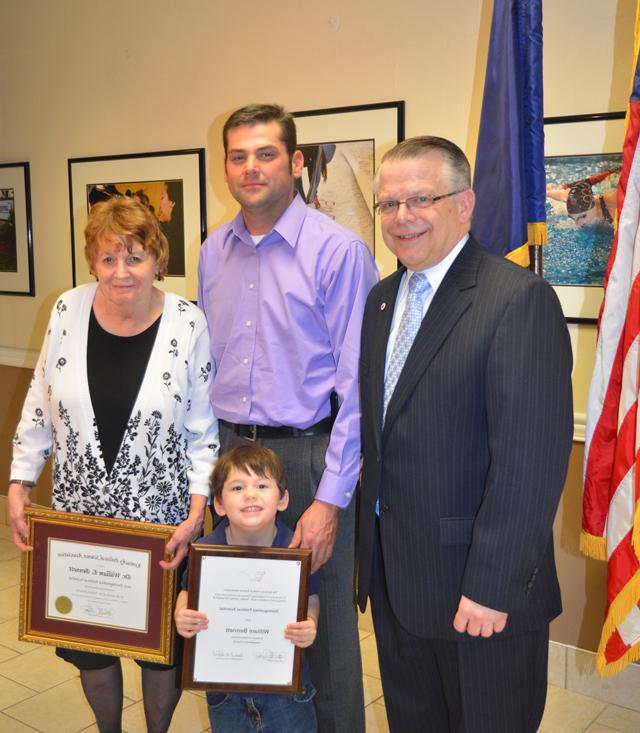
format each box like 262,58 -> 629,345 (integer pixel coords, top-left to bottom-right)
357,137 -> 573,732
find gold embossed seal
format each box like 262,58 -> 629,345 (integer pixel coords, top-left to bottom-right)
55,596 -> 72,614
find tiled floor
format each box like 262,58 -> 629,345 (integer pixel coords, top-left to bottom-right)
0,524 -> 638,732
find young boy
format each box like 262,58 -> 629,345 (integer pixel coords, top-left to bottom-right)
175,444 -> 319,733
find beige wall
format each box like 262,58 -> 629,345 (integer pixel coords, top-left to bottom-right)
551,442 -> 609,650
0,366 -> 51,506
0,0 -> 636,651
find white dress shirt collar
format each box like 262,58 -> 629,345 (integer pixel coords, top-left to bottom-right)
405,233 -> 469,295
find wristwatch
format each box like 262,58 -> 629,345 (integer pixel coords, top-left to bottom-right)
9,479 -> 35,488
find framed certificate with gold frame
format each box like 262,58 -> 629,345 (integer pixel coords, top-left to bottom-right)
19,507 -> 177,664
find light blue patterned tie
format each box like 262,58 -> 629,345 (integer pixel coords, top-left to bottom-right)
383,272 -> 430,423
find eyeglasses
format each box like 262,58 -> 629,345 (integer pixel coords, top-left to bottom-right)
374,190 -> 465,217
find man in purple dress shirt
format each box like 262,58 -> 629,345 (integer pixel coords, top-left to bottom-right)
197,104 -> 378,733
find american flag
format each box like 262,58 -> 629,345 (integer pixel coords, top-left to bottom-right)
582,18 -> 640,677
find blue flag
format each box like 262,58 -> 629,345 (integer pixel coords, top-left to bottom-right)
472,0 -> 546,265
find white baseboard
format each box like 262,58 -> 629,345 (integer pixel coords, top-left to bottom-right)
549,640 -> 640,708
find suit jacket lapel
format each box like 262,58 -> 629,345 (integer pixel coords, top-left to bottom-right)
367,268 -> 404,437
382,238 -> 482,436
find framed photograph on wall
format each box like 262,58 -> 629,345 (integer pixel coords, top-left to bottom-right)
0,162 -> 35,296
293,101 -> 405,278
68,148 -> 206,300
544,112 -> 625,323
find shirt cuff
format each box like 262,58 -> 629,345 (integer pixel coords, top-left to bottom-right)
188,482 -> 211,497
314,470 -> 357,509
9,468 -> 40,485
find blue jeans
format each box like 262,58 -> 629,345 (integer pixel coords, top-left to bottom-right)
206,684 -> 317,733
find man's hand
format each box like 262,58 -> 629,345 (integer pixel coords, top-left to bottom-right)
160,495 -> 207,570
453,594 -> 508,638
8,483 -> 33,552
289,499 -> 340,572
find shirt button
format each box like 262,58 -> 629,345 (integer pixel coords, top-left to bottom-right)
246,320 -> 252,327
248,282 -> 255,289
345,492 -> 351,498
243,358 -> 249,364
241,396 -> 247,403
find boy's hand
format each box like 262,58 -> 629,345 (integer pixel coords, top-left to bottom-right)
175,608 -> 209,638
284,617 -> 317,648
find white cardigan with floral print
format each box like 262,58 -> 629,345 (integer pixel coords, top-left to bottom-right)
11,284 -> 219,525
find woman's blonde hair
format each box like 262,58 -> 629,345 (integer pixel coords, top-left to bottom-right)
84,196 -> 169,279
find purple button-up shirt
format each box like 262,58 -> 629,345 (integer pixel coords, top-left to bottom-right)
198,194 -> 378,508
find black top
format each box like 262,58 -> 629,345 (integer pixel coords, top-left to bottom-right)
87,308 -> 161,474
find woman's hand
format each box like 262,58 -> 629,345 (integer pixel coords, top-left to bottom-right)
8,483 -> 33,551
160,495 -> 207,570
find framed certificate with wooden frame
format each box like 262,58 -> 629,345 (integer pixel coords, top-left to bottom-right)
19,507 -> 177,664
181,544 -> 311,694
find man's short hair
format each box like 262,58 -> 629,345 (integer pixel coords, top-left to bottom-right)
223,104 -> 297,158
374,136 -> 471,193
210,444 -> 288,501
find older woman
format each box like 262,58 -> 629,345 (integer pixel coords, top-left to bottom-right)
8,197 -> 218,733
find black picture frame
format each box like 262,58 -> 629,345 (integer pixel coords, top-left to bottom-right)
544,111 -> 626,324
293,101 -> 405,277
0,161 -> 35,296
68,148 -> 206,300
